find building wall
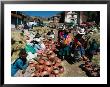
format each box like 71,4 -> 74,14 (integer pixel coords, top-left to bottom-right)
11,11 -> 26,28
80,11 -> 88,24
65,11 -> 73,23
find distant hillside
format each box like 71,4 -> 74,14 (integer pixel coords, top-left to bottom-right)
31,16 -> 48,21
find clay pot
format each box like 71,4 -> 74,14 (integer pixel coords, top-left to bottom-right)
48,50 -> 53,55
54,62 -> 60,67
53,68 -> 59,75
58,66 -> 64,74
44,65 -> 48,70
51,45 -> 56,51
50,54 -> 55,58
41,71 -> 49,77
49,58 -> 55,64
35,71 -> 41,77
47,65 -> 53,73
35,64 -> 40,70
45,60 -> 52,66
42,53 -> 47,57
31,73 -> 36,77
85,62 -> 91,67
55,74 -> 60,77
55,58 -> 61,63
83,57 -> 88,61
39,64 -> 45,70
38,58 -> 45,64
50,74 -> 56,77
90,71 -> 98,77
85,67 -> 93,72
94,67 -> 98,71
29,62 -> 36,67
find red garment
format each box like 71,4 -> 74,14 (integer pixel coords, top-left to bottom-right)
59,32 -> 64,37
74,38 -> 78,43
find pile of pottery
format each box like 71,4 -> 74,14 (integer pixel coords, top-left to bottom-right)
43,38 -> 57,51
79,58 -> 100,77
29,39 -> 64,77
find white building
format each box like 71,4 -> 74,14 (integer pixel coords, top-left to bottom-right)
65,11 -> 78,27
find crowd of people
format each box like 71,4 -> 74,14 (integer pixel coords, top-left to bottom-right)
57,27 -> 99,62
11,24 -> 100,77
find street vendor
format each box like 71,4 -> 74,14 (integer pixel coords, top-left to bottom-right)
58,31 -> 72,60
11,49 -> 28,76
31,39 -> 42,52
73,28 -> 86,61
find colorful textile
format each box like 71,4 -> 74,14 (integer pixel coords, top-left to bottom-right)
11,58 -> 28,76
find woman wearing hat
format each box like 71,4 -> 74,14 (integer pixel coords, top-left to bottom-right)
11,49 -> 28,76
73,28 -> 86,61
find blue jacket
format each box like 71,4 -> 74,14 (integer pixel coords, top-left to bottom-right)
11,58 -> 28,76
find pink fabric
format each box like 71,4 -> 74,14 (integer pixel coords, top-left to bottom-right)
74,38 -> 78,43
65,35 -> 72,45
59,32 -> 64,37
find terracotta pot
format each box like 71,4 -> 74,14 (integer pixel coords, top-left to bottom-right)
55,58 -> 61,63
91,71 -> 98,77
55,74 -> 60,77
54,62 -> 60,67
53,68 -> 59,75
35,71 -> 41,77
41,70 -> 49,77
44,65 -> 48,71
50,74 -> 56,77
39,64 -> 45,70
42,57 -> 48,61
85,67 -> 93,72
85,62 -> 91,67
58,66 -> 64,74
49,58 -> 55,63
45,60 -> 52,66
38,58 -> 45,64
29,62 -> 36,67
51,45 -> 56,51
35,64 -> 40,70
50,54 -> 55,59
47,65 -> 53,73
42,53 -> 47,57
94,67 -> 98,71
83,57 -> 88,61
49,50 -> 53,53
31,73 -> 36,77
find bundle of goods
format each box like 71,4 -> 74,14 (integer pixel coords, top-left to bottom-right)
28,38 -> 64,77
79,60 -> 100,77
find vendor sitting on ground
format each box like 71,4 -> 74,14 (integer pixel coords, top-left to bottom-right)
11,49 -> 28,76
30,39 -> 42,52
